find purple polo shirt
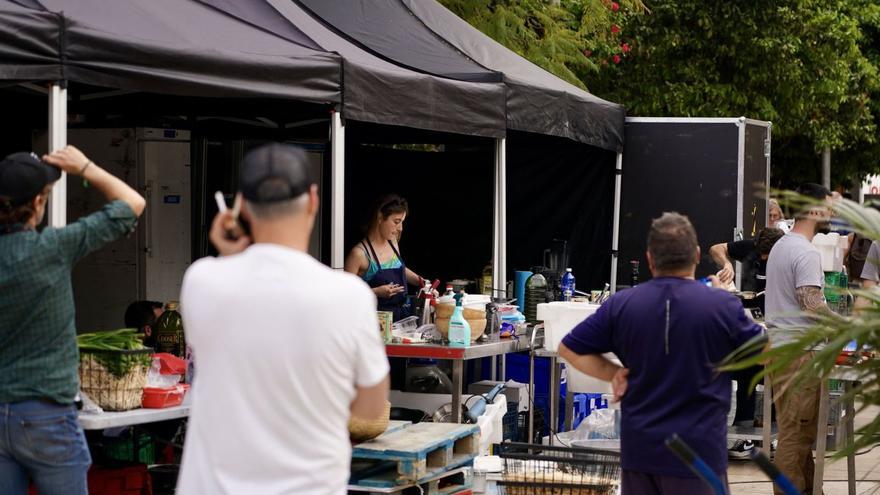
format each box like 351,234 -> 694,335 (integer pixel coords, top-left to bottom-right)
562,277 -> 763,478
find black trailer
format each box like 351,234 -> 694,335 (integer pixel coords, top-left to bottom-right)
614,117 -> 771,289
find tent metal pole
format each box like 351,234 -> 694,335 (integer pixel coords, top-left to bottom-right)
610,152 -> 623,293
492,137 -> 507,381
331,111 -> 345,269
48,83 -> 67,228
493,137 -> 507,295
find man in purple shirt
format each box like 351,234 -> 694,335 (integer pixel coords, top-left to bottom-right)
559,212 -> 764,495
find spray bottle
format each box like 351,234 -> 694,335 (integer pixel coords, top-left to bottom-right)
448,291 -> 471,347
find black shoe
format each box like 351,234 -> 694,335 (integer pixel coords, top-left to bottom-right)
728,439 -> 755,460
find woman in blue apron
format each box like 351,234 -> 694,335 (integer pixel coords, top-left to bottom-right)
345,194 -> 433,321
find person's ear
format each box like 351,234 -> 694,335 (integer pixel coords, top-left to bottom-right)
308,185 -> 319,215
646,251 -> 655,273
238,193 -> 252,222
695,246 -> 702,265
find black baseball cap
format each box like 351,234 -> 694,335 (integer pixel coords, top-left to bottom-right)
0,152 -> 62,205
239,143 -> 315,204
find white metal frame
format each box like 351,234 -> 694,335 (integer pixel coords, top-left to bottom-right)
492,137 -> 507,380
609,152 -> 623,293
493,138 -> 507,295
48,83 -> 67,227
736,117 -> 747,288
330,110 -> 345,269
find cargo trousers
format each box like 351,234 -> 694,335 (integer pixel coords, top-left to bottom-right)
771,352 -> 821,495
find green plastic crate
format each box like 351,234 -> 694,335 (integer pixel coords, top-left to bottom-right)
101,432 -> 155,465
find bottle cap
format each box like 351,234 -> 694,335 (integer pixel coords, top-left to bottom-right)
165,301 -> 179,311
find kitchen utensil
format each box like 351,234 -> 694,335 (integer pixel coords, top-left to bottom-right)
542,239 -> 569,276
431,403 -> 470,423
449,279 -> 473,293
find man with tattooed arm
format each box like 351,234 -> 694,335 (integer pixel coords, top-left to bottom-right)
764,182 -> 834,495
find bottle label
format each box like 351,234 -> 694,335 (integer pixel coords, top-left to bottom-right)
156,333 -> 179,353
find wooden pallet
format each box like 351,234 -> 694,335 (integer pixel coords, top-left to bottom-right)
350,423 -> 480,487
348,466 -> 473,494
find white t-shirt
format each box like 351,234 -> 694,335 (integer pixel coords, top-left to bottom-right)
176,244 -> 389,495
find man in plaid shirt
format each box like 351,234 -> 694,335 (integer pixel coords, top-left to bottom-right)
0,146 -> 145,495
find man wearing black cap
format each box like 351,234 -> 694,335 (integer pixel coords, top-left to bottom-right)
0,145 -> 145,495
177,144 -> 389,495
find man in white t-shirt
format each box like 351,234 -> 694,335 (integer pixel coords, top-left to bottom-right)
177,144 -> 390,495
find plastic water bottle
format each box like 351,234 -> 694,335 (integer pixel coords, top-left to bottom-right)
561,268 -> 576,301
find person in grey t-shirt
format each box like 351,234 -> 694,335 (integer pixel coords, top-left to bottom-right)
763,183 -> 833,495
764,233 -> 825,344
855,241 -> 880,311
859,241 -> 880,284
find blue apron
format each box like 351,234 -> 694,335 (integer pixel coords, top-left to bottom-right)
363,239 -> 409,321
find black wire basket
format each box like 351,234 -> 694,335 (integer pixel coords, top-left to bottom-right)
496,442 -> 621,495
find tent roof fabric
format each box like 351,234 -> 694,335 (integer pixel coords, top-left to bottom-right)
304,0 -> 625,151
404,0 -> 625,151
297,0 -> 501,83
265,0 -> 506,138
2,0 -> 341,103
0,1 -> 62,82
0,0 -> 624,148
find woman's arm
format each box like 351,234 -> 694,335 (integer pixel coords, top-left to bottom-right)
345,246 -> 369,277
405,267 -> 423,287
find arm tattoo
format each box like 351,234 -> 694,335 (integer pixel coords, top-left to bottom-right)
795,286 -> 832,316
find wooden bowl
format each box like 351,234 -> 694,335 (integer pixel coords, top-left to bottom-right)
435,303 -> 485,320
349,400 -> 391,442
435,317 -> 487,342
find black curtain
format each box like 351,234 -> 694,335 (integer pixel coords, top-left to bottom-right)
345,132 -> 495,286
507,132 -> 616,293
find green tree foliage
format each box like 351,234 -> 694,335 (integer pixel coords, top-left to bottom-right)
588,1 -> 880,186
443,0 -> 880,186
439,0 -> 645,89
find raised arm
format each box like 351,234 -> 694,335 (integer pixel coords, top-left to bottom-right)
43,145 -> 145,217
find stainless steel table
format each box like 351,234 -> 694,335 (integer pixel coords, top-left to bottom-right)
761,365 -> 861,495
529,348 -> 564,444
814,366 -> 861,495
385,337 -> 531,423
78,404 -> 190,430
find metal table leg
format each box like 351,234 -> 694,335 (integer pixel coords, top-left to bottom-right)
762,375 -> 772,451
564,388 -> 573,432
490,356 -> 497,381
452,360 -> 463,423
528,351 -> 535,444
845,380 -> 856,495
549,356 -> 559,444
813,379 -> 830,495
501,355 -> 507,381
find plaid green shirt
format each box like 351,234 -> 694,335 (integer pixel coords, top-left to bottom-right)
0,200 -> 136,404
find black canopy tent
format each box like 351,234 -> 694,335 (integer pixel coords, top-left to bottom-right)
294,0 -> 626,290
0,0 -> 511,273
0,0 -> 628,291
